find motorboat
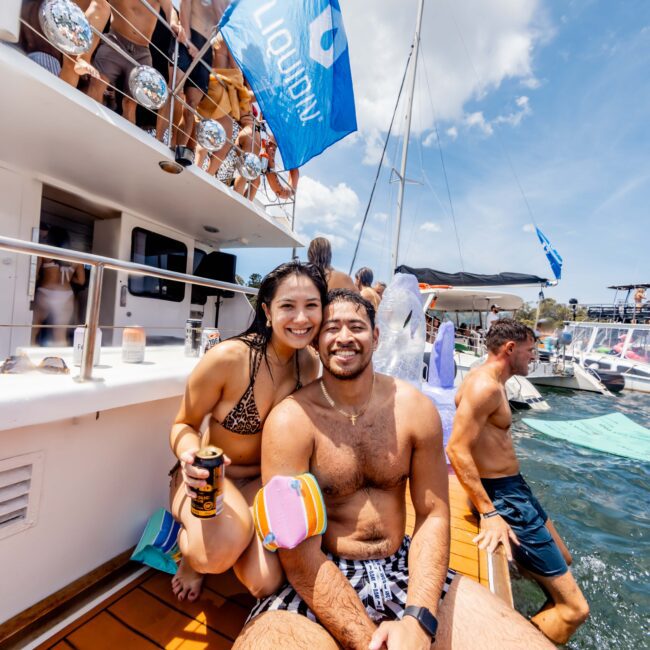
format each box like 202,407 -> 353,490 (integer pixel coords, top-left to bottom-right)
564,322 -> 650,393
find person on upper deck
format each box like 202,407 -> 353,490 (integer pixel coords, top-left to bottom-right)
169,262 -> 326,602
159,0 -> 227,150
19,0 -> 64,75
307,237 -> 356,293
193,29 -> 251,173
234,290 -> 554,650
60,1 -> 111,88
446,319 -> 589,644
355,266 -> 381,310
88,0 -> 182,124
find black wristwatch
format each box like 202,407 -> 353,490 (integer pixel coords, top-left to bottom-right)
404,605 -> 438,641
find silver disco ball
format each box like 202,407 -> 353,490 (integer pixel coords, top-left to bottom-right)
237,153 -> 263,181
196,120 -> 227,153
39,0 -> 92,55
128,65 -> 168,110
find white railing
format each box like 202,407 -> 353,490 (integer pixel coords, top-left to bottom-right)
0,234 -> 257,382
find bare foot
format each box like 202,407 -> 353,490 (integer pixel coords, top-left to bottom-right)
172,557 -> 204,602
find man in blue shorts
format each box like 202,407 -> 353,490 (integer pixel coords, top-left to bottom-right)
447,319 -> 589,644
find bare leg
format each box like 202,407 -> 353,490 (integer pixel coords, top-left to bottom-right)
232,479 -> 284,598
87,74 -> 108,104
529,570 -> 589,644
435,575 -> 555,649
61,0 -> 110,87
234,611 -> 339,650
122,97 -> 137,124
170,468 -> 254,602
178,86 -> 203,148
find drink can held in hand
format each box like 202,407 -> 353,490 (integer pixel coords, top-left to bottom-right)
200,328 -> 221,356
190,446 -> 225,518
184,319 -> 202,357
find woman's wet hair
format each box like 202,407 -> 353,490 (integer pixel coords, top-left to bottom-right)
355,267 -> 374,288
485,319 -> 535,353
325,289 -> 376,330
307,237 -> 332,272
235,261 -> 327,352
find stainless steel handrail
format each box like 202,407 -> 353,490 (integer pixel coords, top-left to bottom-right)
0,235 -> 257,382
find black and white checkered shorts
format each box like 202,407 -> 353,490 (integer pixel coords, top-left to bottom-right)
248,536 -> 456,624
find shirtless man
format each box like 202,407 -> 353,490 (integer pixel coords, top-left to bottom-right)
234,291 -> 553,650
159,0 -> 226,148
89,0 -> 182,124
446,319 -> 589,644
355,266 -> 381,310
307,237 -> 356,293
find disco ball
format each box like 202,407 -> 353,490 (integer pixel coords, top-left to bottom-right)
128,65 -> 168,110
237,153 -> 263,181
39,0 -> 92,55
196,120 -> 227,153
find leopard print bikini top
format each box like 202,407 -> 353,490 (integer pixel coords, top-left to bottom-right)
218,347 -> 302,435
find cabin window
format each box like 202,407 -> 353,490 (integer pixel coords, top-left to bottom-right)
128,228 -> 187,302
592,327 -> 629,356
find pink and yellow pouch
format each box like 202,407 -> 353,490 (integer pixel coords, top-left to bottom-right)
253,473 -> 327,552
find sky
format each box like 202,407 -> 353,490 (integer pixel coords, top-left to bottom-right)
229,0 -> 650,306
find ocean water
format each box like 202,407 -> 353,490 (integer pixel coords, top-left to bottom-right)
511,388 -> 650,649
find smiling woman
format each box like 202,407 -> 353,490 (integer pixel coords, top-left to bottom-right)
168,261 -> 327,604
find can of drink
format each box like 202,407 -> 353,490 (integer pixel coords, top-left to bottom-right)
184,318 -> 202,357
200,328 -> 221,356
190,446 -> 225,518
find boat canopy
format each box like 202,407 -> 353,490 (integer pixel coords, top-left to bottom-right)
607,283 -> 650,290
422,288 -> 524,312
397,266 -> 549,287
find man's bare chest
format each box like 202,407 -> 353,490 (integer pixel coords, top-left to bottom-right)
311,418 -> 411,498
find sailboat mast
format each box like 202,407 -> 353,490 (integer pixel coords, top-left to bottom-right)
391,0 -> 425,275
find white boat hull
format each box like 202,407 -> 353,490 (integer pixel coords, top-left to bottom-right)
527,361 -> 611,394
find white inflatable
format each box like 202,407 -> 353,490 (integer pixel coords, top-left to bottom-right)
374,273 -> 426,388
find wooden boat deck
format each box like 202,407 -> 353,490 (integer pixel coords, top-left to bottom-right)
6,475 -> 510,649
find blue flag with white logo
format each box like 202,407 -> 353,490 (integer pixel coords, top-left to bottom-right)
219,0 -> 357,170
535,227 -> 563,281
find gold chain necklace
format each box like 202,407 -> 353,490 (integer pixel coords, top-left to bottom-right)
319,374 -> 375,426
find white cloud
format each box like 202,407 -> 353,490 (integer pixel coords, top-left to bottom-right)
293,176 -> 362,246
420,222 -> 442,233
446,126 -> 458,140
522,223 -> 535,233
374,211 -> 389,223
465,111 -> 494,135
340,0 -> 550,160
493,95 -> 533,127
422,131 -> 437,147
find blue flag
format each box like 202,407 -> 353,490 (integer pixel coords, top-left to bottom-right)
535,227 -> 563,281
219,0 -> 357,170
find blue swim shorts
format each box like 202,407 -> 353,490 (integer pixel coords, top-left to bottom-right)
481,474 -> 568,578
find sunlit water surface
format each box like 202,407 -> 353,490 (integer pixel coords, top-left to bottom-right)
511,388 -> 649,649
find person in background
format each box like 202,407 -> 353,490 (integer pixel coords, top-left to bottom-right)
486,304 -> 500,330
307,237 -> 356,292
19,0 -> 64,76
373,281 -> 386,299
88,0 -> 182,124
32,226 -> 86,346
355,266 -> 381,310
161,0 -> 225,149
238,136 -> 299,202
447,320 -> 589,644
